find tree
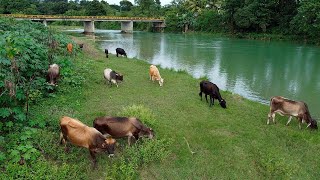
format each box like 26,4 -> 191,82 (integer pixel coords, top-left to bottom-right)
120,0 -> 133,11
85,0 -> 107,16
290,0 -> 320,39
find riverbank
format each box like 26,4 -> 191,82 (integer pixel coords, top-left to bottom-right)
3,35 -> 320,179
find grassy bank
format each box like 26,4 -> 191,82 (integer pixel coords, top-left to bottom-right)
3,35 -> 320,179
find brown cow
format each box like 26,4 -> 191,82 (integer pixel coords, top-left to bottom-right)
93,116 -> 154,146
67,43 -> 73,54
267,96 -> 317,130
47,64 -> 60,86
60,116 -> 116,168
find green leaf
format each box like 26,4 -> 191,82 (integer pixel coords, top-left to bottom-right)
5,121 -> 13,128
0,108 -> 11,118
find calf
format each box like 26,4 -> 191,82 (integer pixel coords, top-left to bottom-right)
93,116 -> 154,146
79,43 -> 84,50
60,116 -> 116,168
67,43 -> 73,54
105,49 -> 109,58
103,68 -> 123,87
149,65 -> 164,86
267,96 -> 318,129
116,48 -> 127,57
47,64 -> 60,86
199,80 -> 226,108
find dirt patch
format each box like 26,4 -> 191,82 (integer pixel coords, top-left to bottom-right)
71,36 -> 104,59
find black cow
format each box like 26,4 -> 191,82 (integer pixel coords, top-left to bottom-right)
105,49 -> 109,58
116,48 -> 127,57
199,80 -> 226,108
79,44 -> 84,50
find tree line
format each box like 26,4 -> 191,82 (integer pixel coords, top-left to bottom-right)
0,0 -> 319,43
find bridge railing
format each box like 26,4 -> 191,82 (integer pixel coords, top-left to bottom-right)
0,14 -> 164,21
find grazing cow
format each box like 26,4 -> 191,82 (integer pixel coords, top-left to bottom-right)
103,68 -> 123,87
93,116 -> 154,146
47,64 -> 60,86
59,116 -> 116,168
149,65 -> 164,86
267,96 -> 318,130
79,43 -> 84,50
67,43 -> 73,54
199,80 -> 226,108
116,48 -> 127,57
105,49 -> 109,58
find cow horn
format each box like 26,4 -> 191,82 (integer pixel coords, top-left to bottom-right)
306,123 -> 311,128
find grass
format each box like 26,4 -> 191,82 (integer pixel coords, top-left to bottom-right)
3,35 -> 320,179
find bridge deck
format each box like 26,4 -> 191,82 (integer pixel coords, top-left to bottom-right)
0,14 -> 165,23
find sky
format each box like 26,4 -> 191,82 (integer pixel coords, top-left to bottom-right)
106,0 -> 172,6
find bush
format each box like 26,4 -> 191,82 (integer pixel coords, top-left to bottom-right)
0,18 -> 79,132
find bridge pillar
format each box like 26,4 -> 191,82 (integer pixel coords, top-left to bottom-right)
121,21 -> 133,33
42,20 -> 47,27
83,21 -> 95,34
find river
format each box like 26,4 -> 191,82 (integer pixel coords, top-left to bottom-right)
70,29 -> 320,118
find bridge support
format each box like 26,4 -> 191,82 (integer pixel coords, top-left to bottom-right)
84,21 -> 95,34
121,21 -> 133,33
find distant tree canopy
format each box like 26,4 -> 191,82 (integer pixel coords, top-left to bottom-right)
0,0 -> 319,43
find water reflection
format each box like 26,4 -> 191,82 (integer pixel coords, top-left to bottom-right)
68,29 -> 320,117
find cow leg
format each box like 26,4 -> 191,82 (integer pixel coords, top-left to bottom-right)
116,53 -> 119,57
298,118 -> 302,129
267,112 -> 275,125
89,149 -> 97,169
209,95 -> 213,107
205,95 -> 208,103
199,92 -> 202,101
286,116 -> 293,126
127,135 -> 134,146
59,132 -> 65,145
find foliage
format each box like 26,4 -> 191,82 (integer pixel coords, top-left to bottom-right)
0,18 -> 79,132
107,138 -> 172,179
118,104 -> 156,127
290,0 -> 320,42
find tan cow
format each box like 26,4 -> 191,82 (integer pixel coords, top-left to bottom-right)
267,96 -> 317,129
67,43 -> 73,54
149,65 -> 164,86
59,116 -> 116,168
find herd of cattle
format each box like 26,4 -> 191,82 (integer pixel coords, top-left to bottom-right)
46,44 -> 317,168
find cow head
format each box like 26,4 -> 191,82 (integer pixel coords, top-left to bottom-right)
159,78 -> 164,87
102,137 -> 116,156
309,119 -> 318,130
139,128 -> 155,139
220,99 -> 227,108
116,73 -> 123,82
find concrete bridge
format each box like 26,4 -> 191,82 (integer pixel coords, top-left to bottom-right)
0,14 -> 165,33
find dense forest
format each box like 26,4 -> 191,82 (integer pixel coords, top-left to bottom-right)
0,0 -> 320,43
